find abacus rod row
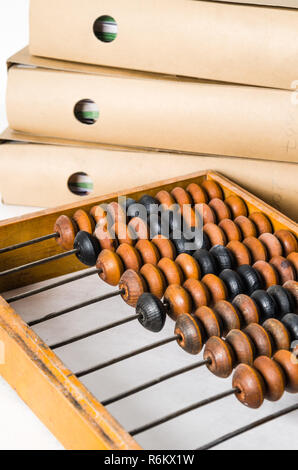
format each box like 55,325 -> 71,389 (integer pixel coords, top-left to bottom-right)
28,288 -> 125,327
0,249 -> 78,278
197,404 -> 298,451
76,335 -> 179,378
129,388 -> 238,437
0,232 -> 58,255
6,268 -> 100,303
50,314 -> 139,350
102,359 -> 210,407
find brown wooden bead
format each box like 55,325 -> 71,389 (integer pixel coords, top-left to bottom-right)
274,230 -> 298,257
226,330 -> 255,366
263,318 -> 291,352
249,212 -> 273,235
194,306 -> 223,338
219,219 -> 242,242
254,356 -> 285,402
171,187 -> 192,208
183,279 -> 211,309
213,300 -> 241,336
232,364 -> 265,409
270,256 -> 296,284
158,258 -> 184,286
94,225 -> 118,252
225,195 -> 248,219
186,183 -> 208,204
287,252 -> 298,278
273,350 -> 298,393
152,235 -> 176,260
182,207 -> 197,229
107,202 -> 127,225
113,222 -> 135,246
234,216 -> 257,239
244,323 -> 273,358
96,250 -> 124,286
204,337 -> 235,378
164,285 -> 193,321
209,199 -> 231,222
54,215 -> 77,251
203,223 -> 227,246
116,244 -> 142,271
227,241 -> 251,266
90,205 -> 108,226
253,261 -> 279,289
136,240 -> 160,266
175,314 -> 204,355
140,264 -> 167,299
119,270 -> 147,307
201,180 -> 223,200
195,204 -> 217,225
233,294 -> 259,326
128,217 -> 149,240
283,280 -> 298,313
259,233 -> 283,259
73,209 -> 94,233
155,190 -> 176,210
176,254 -> 200,280
202,274 -> 227,305
243,237 -> 267,263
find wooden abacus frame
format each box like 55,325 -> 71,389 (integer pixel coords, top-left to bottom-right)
0,170 -> 297,450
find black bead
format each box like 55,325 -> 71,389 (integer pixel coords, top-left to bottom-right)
170,231 -> 194,255
193,249 -> 218,276
148,214 -> 162,238
161,208 -> 182,234
121,198 -> 137,214
267,285 -> 295,319
251,290 -> 278,321
237,265 -> 263,296
281,313 -> 298,342
210,245 -> 235,271
189,232 -> 211,252
74,231 -> 101,267
136,293 -> 167,333
219,269 -> 245,301
138,195 -> 160,216
127,202 -> 148,220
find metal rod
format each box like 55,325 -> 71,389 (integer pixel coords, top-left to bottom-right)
0,249 -> 78,278
129,388 -> 238,437
28,288 -> 124,327
50,314 -> 139,350
6,268 -> 100,303
0,232 -> 58,255
197,403 -> 298,451
76,335 -> 179,378
102,359 -> 210,407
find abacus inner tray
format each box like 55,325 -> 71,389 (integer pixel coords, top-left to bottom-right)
0,170 -> 297,450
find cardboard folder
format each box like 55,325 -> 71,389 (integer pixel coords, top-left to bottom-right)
6,49 -> 298,164
30,0 -> 298,90
0,128 -> 297,221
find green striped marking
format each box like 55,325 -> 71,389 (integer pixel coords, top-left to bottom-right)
93,15 -> 118,43
74,99 -> 99,125
68,173 -> 94,196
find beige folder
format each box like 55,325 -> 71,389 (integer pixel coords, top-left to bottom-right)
30,0 -> 298,90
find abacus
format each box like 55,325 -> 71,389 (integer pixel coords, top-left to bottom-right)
0,170 -> 297,450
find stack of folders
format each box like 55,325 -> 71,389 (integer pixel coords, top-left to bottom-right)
0,0 -> 297,219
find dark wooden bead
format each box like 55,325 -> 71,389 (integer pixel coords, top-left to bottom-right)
220,269 -> 245,301
136,240 -> 160,266
202,274 -> 227,304
116,244 -> 142,271
251,290 -> 277,321
210,245 -> 235,271
237,265 -> 263,296
136,293 -> 167,333
270,256 -> 296,284
201,180 -> 223,200
263,318 -> 291,352
152,235 -> 176,260
226,329 -> 255,365
54,215 -> 77,251
194,306 -> 223,338
244,323 -> 273,358
267,285 -> 295,319
225,195 -> 248,219
183,279 -> 211,309
74,232 -> 101,267
193,249 -> 218,276
128,217 -> 149,240
140,264 -> 167,299
176,254 -> 200,280
274,230 -> 298,257
234,216 -> 257,239
233,294 -> 259,326
227,241 -> 251,266
249,213 -> 273,235
281,313 -> 298,342
209,199 -> 231,222
243,236 -> 268,263
273,350 -> 298,393
232,364 -> 266,409
259,233 -> 283,259
127,202 -> 148,220
138,195 -> 159,216
158,258 -> 184,285
283,281 -> 298,313
121,198 -> 137,215
287,252 -> 298,278
96,250 -> 124,286
204,337 -> 235,378
119,270 -> 148,307
253,260 -> 279,289
164,285 -> 193,321
73,209 -> 94,234
219,219 -> 242,242
175,314 -> 204,355
254,356 -> 285,402
170,231 -> 193,256
203,223 -> 227,246
186,183 -> 208,204
213,300 -> 241,336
